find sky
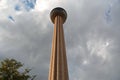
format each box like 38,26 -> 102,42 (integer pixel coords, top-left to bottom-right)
0,0 -> 120,80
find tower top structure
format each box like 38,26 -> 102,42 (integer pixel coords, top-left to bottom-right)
50,7 -> 67,24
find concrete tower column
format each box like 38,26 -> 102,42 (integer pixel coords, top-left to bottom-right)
48,7 -> 69,80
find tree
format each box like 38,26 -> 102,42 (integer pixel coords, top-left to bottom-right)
0,58 -> 36,80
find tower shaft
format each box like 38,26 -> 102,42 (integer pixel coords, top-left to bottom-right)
49,15 -> 69,80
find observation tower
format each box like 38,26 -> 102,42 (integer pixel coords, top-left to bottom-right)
48,7 -> 69,80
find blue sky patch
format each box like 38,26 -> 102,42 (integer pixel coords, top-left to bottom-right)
104,0 -> 120,23
8,16 -> 15,22
19,0 -> 36,11
15,5 -> 21,11
104,5 -> 112,23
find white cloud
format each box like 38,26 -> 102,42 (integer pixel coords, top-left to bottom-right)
87,39 -> 110,60
35,0 -> 49,12
0,0 -> 8,10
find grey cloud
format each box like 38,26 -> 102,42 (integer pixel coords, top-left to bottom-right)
0,0 -> 120,80
63,0 -> 120,80
0,11 -> 52,80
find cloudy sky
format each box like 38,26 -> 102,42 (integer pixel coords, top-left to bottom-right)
0,0 -> 120,80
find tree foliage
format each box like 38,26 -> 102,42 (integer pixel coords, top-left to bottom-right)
0,58 -> 36,80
